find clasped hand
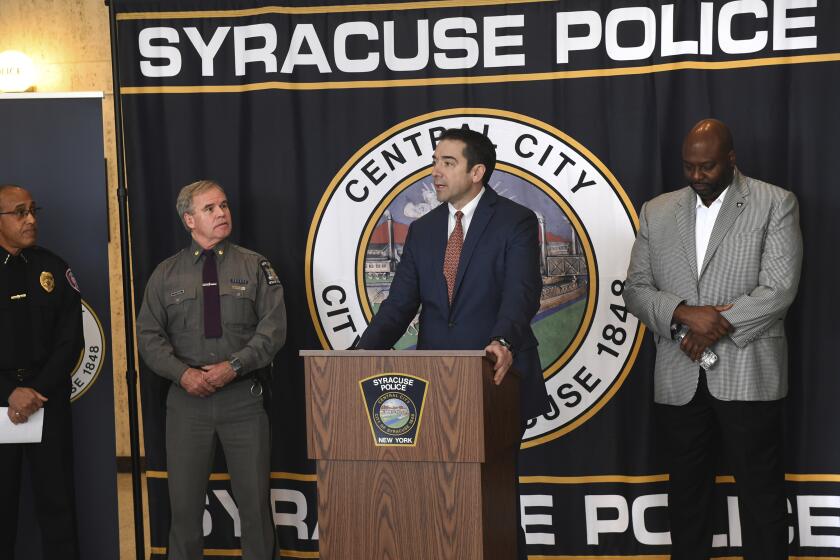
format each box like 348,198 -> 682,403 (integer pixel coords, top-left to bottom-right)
673,303 -> 734,362
179,362 -> 237,397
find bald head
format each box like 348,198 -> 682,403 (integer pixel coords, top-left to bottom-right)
0,184 -> 31,208
682,119 -> 736,206
684,119 -> 734,157
0,184 -> 26,197
0,184 -> 38,255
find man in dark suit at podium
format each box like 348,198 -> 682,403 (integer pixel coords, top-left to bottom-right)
356,128 -> 549,421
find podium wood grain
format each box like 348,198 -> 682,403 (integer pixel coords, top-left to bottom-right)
302,351 -> 519,560
317,461 -> 483,559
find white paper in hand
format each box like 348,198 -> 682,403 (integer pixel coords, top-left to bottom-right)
0,407 -> 44,443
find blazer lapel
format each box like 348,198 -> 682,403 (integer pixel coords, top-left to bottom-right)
451,188 -> 496,305
699,170 -> 749,278
674,188 -> 699,281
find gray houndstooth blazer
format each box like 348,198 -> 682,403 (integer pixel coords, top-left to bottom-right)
624,169 -> 803,405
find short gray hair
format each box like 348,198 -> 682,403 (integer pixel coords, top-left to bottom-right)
176,180 -> 225,230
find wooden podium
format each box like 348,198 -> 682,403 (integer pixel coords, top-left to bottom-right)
301,350 -> 521,560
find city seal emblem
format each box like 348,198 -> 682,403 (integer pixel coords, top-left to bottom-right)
307,108 -> 644,448
70,299 -> 107,402
359,373 -> 428,446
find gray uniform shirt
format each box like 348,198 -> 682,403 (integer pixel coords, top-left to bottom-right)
137,239 -> 287,383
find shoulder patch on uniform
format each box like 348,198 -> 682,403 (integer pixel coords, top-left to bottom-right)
259,260 -> 281,286
65,268 -> 80,293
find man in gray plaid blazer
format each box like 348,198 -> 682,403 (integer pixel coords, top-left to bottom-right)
624,119 -> 802,560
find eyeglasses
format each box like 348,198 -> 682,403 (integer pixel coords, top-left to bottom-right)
0,206 -> 41,219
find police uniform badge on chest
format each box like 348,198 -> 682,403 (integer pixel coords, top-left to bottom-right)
230,278 -> 248,291
259,260 -> 281,286
40,271 -> 55,293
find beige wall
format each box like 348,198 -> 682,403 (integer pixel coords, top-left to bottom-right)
0,0 -> 137,458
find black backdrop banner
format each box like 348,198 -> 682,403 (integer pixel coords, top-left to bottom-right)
114,1 -> 840,557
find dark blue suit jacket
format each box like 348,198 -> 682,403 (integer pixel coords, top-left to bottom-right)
357,187 -> 549,419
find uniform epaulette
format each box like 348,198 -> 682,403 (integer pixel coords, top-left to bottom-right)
230,244 -> 264,261
161,250 -> 187,265
28,245 -> 67,266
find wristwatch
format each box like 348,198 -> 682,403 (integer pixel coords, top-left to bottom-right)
491,337 -> 512,351
229,356 -> 243,376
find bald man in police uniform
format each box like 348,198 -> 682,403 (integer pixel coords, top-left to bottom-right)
0,184 -> 83,559
138,180 -> 286,560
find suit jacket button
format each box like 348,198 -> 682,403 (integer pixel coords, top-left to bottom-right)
448,322 -> 455,328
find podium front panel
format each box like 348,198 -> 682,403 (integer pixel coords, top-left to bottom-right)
304,353 -> 489,463
317,461 -> 484,559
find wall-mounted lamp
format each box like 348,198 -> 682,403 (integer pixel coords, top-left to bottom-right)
0,50 -> 38,93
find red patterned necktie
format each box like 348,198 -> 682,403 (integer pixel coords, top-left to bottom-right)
443,211 -> 464,304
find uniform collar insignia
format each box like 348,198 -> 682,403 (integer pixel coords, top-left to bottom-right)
1,248 -> 27,264
190,239 -> 230,262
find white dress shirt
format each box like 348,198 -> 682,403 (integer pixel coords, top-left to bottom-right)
695,186 -> 729,277
447,187 -> 486,238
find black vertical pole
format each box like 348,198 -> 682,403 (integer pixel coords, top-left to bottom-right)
105,2 -> 146,559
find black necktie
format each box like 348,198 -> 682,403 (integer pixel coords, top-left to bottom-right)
202,250 -> 222,338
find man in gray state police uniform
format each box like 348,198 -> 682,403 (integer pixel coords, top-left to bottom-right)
624,119 -> 802,560
138,180 -> 286,560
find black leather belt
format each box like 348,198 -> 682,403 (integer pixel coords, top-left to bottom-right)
0,368 -> 32,382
